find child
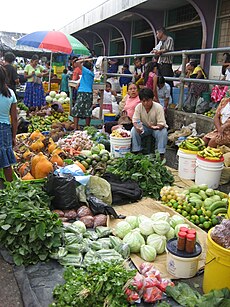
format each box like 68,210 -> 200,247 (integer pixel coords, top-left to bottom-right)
60,68 -> 69,95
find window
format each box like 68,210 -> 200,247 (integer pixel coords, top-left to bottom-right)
167,4 -> 199,26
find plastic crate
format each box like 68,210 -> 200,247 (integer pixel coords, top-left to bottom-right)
43,82 -> 59,93
62,103 -> 70,113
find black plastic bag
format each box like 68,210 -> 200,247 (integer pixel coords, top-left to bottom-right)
183,92 -> 197,113
87,194 -> 125,219
44,173 -> 80,210
102,173 -> 143,205
195,97 -> 211,114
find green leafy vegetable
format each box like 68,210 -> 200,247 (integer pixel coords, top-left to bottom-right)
107,153 -> 174,199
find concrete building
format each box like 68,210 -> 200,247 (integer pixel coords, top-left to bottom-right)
60,0 -> 230,78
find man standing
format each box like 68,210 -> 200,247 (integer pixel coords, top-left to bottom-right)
4,52 -> 20,94
131,88 -> 168,159
151,27 -> 174,91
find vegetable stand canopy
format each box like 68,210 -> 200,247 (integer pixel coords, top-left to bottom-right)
108,198 -> 208,279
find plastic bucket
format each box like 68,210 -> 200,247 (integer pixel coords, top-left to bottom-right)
172,87 -> 188,105
177,149 -> 198,180
104,113 -> 116,122
195,156 -> 224,189
110,136 -> 131,158
203,228 -> 230,293
166,238 -> 202,278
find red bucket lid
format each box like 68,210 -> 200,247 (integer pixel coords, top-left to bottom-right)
196,155 -> 224,163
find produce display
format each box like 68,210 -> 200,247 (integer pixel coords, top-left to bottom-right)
0,181 -> 62,265
197,146 -> 223,160
110,128 -> 131,138
17,101 -> 29,112
204,108 -> 216,118
45,90 -> 70,104
211,219 -> 230,249
178,136 -> 206,151
160,185 -> 228,230
57,130 -> 94,153
107,152 -> 174,199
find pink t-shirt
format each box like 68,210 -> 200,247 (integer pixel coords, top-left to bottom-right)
124,96 -> 140,119
146,72 -> 156,90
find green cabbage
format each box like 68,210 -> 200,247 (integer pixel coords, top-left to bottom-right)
60,91 -> 67,99
72,221 -> 86,234
170,215 -> 185,228
137,215 -> 152,226
147,233 -> 166,254
139,220 -> 154,236
115,221 -> 132,239
174,224 -> 191,237
152,221 -> 170,235
166,227 -> 175,241
151,212 -> 170,223
123,229 -> 145,253
125,216 -> 138,229
140,244 -> 157,262
49,91 -> 56,98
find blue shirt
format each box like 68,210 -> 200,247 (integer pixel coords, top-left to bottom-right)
78,66 -> 94,93
0,89 -> 17,124
60,73 -> 69,92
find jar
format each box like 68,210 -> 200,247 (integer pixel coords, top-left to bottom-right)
185,234 -> 196,253
187,229 -> 196,237
179,227 -> 189,233
177,231 -> 187,251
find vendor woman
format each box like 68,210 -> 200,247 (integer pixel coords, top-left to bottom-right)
131,87 -> 168,158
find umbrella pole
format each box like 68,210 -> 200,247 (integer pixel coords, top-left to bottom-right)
48,52 -> 53,92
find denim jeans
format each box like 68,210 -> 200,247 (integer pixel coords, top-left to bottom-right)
131,124 -> 168,154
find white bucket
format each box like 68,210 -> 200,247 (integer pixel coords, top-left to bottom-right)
195,156 -> 224,189
177,149 -> 198,180
110,136 -> 131,158
166,239 -> 202,278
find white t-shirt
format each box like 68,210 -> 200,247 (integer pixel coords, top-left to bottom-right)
157,83 -> 172,107
225,68 -> 230,81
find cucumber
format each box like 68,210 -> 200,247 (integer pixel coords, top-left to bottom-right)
188,185 -> 200,193
209,195 -> 221,202
199,190 -> 207,200
188,198 -> 203,206
209,200 -> 228,212
198,184 -> 208,191
203,198 -> 213,208
205,188 -> 215,197
189,193 -> 202,200
214,190 -> 228,199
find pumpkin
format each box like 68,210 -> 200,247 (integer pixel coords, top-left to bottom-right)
50,154 -> 64,166
18,162 -> 30,177
30,139 -> 44,152
74,161 -> 86,173
22,172 -> 35,180
31,152 -> 46,177
34,158 -> 53,179
30,130 -> 45,141
22,149 -> 33,161
48,138 -> 57,154
52,147 -> 64,156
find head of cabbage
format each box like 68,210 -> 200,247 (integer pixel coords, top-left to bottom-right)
146,233 -> 166,254
140,244 -> 157,262
123,229 -> 145,253
115,221 -> 132,239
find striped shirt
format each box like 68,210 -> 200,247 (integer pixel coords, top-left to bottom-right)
155,36 -> 174,64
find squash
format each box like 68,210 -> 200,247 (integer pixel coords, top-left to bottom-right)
31,152 -> 46,177
48,138 -> 57,154
30,139 -> 44,152
22,172 -> 35,180
52,147 -> 64,156
18,162 -> 30,177
30,130 -> 45,141
22,149 -> 33,161
74,161 -> 86,173
34,158 -> 53,179
50,154 -> 64,166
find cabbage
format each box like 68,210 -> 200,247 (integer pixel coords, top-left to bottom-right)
166,227 -> 175,241
55,93 -> 61,100
151,212 -> 170,223
139,220 -> 154,236
170,215 -> 185,228
137,215 -> 152,226
60,91 -> 67,99
97,143 -> 105,151
58,97 -> 65,104
49,91 -> 56,98
123,229 -> 145,253
140,244 -> 157,262
146,233 -> 166,254
64,97 -> 70,103
72,221 -> 86,234
152,221 -> 170,235
125,216 -> 138,229
174,224 -> 191,237
115,221 -> 132,239
45,95 -> 53,103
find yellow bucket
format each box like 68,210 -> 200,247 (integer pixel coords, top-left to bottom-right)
203,228 -> 230,293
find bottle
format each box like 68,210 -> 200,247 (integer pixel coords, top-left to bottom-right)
185,234 -> 196,253
179,226 -> 189,233
187,229 -> 196,237
135,120 -> 144,134
177,231 -> 187,251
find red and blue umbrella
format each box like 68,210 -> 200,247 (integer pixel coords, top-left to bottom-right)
16,31 -> 90,56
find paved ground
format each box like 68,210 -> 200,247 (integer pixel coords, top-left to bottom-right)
0,147 -> 228,307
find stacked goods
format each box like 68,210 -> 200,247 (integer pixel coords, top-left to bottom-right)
161,185 -> 228,230
204,109 -> 216,118
178,136 -> 206,151
110,128 -> 130,138
45,91 -> 70,105
197,146 -> 223,160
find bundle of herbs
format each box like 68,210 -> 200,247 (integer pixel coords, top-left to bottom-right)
0,180 -> 62,266
106,153 -> 174,199
51,261 -> 136,307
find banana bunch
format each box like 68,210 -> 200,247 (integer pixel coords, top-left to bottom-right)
198,146 -> 223,160
179,136 -> 206,151
110,130 -> 124,138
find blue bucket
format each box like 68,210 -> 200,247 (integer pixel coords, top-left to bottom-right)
172,87 -> 188,105
104,113 -> 116,122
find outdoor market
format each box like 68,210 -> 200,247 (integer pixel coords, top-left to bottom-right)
0,27 -> 230,307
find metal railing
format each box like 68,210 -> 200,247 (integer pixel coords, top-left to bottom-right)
102,47 -> 230,111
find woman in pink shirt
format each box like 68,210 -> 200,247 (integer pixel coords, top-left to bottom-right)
121,83 -> 140,119
143,61 -> 159,102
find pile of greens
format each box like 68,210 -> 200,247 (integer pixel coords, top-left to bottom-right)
0,180 -> 62,266
107,153 -> 174,199
166,282 -> 230,307
51,261 -> 136,307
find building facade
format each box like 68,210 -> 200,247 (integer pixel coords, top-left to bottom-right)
60,0 -> 230,78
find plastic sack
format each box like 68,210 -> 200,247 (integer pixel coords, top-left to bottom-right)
183,93 -> 197,113
86,175 -> 112,205
195,97 -> 211,114
44,173 -> 80,210
87,194 -> 125,219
